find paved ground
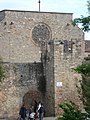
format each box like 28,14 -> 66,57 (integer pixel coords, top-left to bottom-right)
35,117 -> 56,120
0,117 -> 57,120
0,118 -> 56,120
44,117 -> 56,120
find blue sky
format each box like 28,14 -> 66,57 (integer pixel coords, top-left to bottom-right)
0,0 -> 90,40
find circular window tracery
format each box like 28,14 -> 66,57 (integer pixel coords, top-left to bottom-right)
32,23 -> 51,44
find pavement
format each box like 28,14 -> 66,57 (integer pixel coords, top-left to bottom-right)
44,117 -> 56,120
34,117 -> 56,120
0,117 -> 57,120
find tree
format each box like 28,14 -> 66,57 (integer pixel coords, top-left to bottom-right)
87,0 -> 90,14
74,63 -> 90,118
73,0 -> 90,32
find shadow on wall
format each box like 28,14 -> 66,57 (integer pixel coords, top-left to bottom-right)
23,90 -> 43,110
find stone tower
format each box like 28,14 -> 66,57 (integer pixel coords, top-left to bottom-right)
0,10 -> 84,118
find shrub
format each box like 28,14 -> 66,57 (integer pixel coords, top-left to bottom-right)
57,101 -> 87,120
74,63 -> 90,118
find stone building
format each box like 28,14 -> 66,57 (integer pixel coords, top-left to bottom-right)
0,10 -> 85,118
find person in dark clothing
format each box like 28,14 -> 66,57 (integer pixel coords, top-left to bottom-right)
19,104 -> 27,120
33,100 -> 38,113
38,103 -> 44,120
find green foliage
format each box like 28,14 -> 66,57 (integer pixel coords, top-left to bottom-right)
81,76 -> 90,118
0,64 -> 5,82
72,0 -> 90,32
57,102 -> 87,120
73,63 -> 90,118
73,64 -> 90,76
73,16 -> 90,32
87,0 -> 90,14
85,105 -> 90,118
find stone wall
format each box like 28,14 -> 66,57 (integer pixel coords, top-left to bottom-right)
0,62 -> 45,117
54,31 -> 84,115
0,10 -> 85,118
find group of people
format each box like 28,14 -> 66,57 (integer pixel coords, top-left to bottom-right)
19,101 -> 44,120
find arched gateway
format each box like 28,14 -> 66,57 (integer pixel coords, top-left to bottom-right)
23,90 -> 43,110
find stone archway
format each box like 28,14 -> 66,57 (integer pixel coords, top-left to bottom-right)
23,90 -> 43,110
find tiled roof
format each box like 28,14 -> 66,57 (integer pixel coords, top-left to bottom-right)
85,40 -> 90,52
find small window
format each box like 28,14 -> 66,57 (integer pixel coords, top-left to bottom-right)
64,40 -> 68,52
63,40 -> 73,53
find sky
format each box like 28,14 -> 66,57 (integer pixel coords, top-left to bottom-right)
0,0 -> 90,40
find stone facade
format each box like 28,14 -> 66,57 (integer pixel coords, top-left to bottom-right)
0,10 -> 85,118
85,40 -> 90,57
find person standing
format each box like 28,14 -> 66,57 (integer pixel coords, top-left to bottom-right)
38,103 -> 44,120
37,101 -> 41,111
19,104 -> 27,120
33,100 -> 38,113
